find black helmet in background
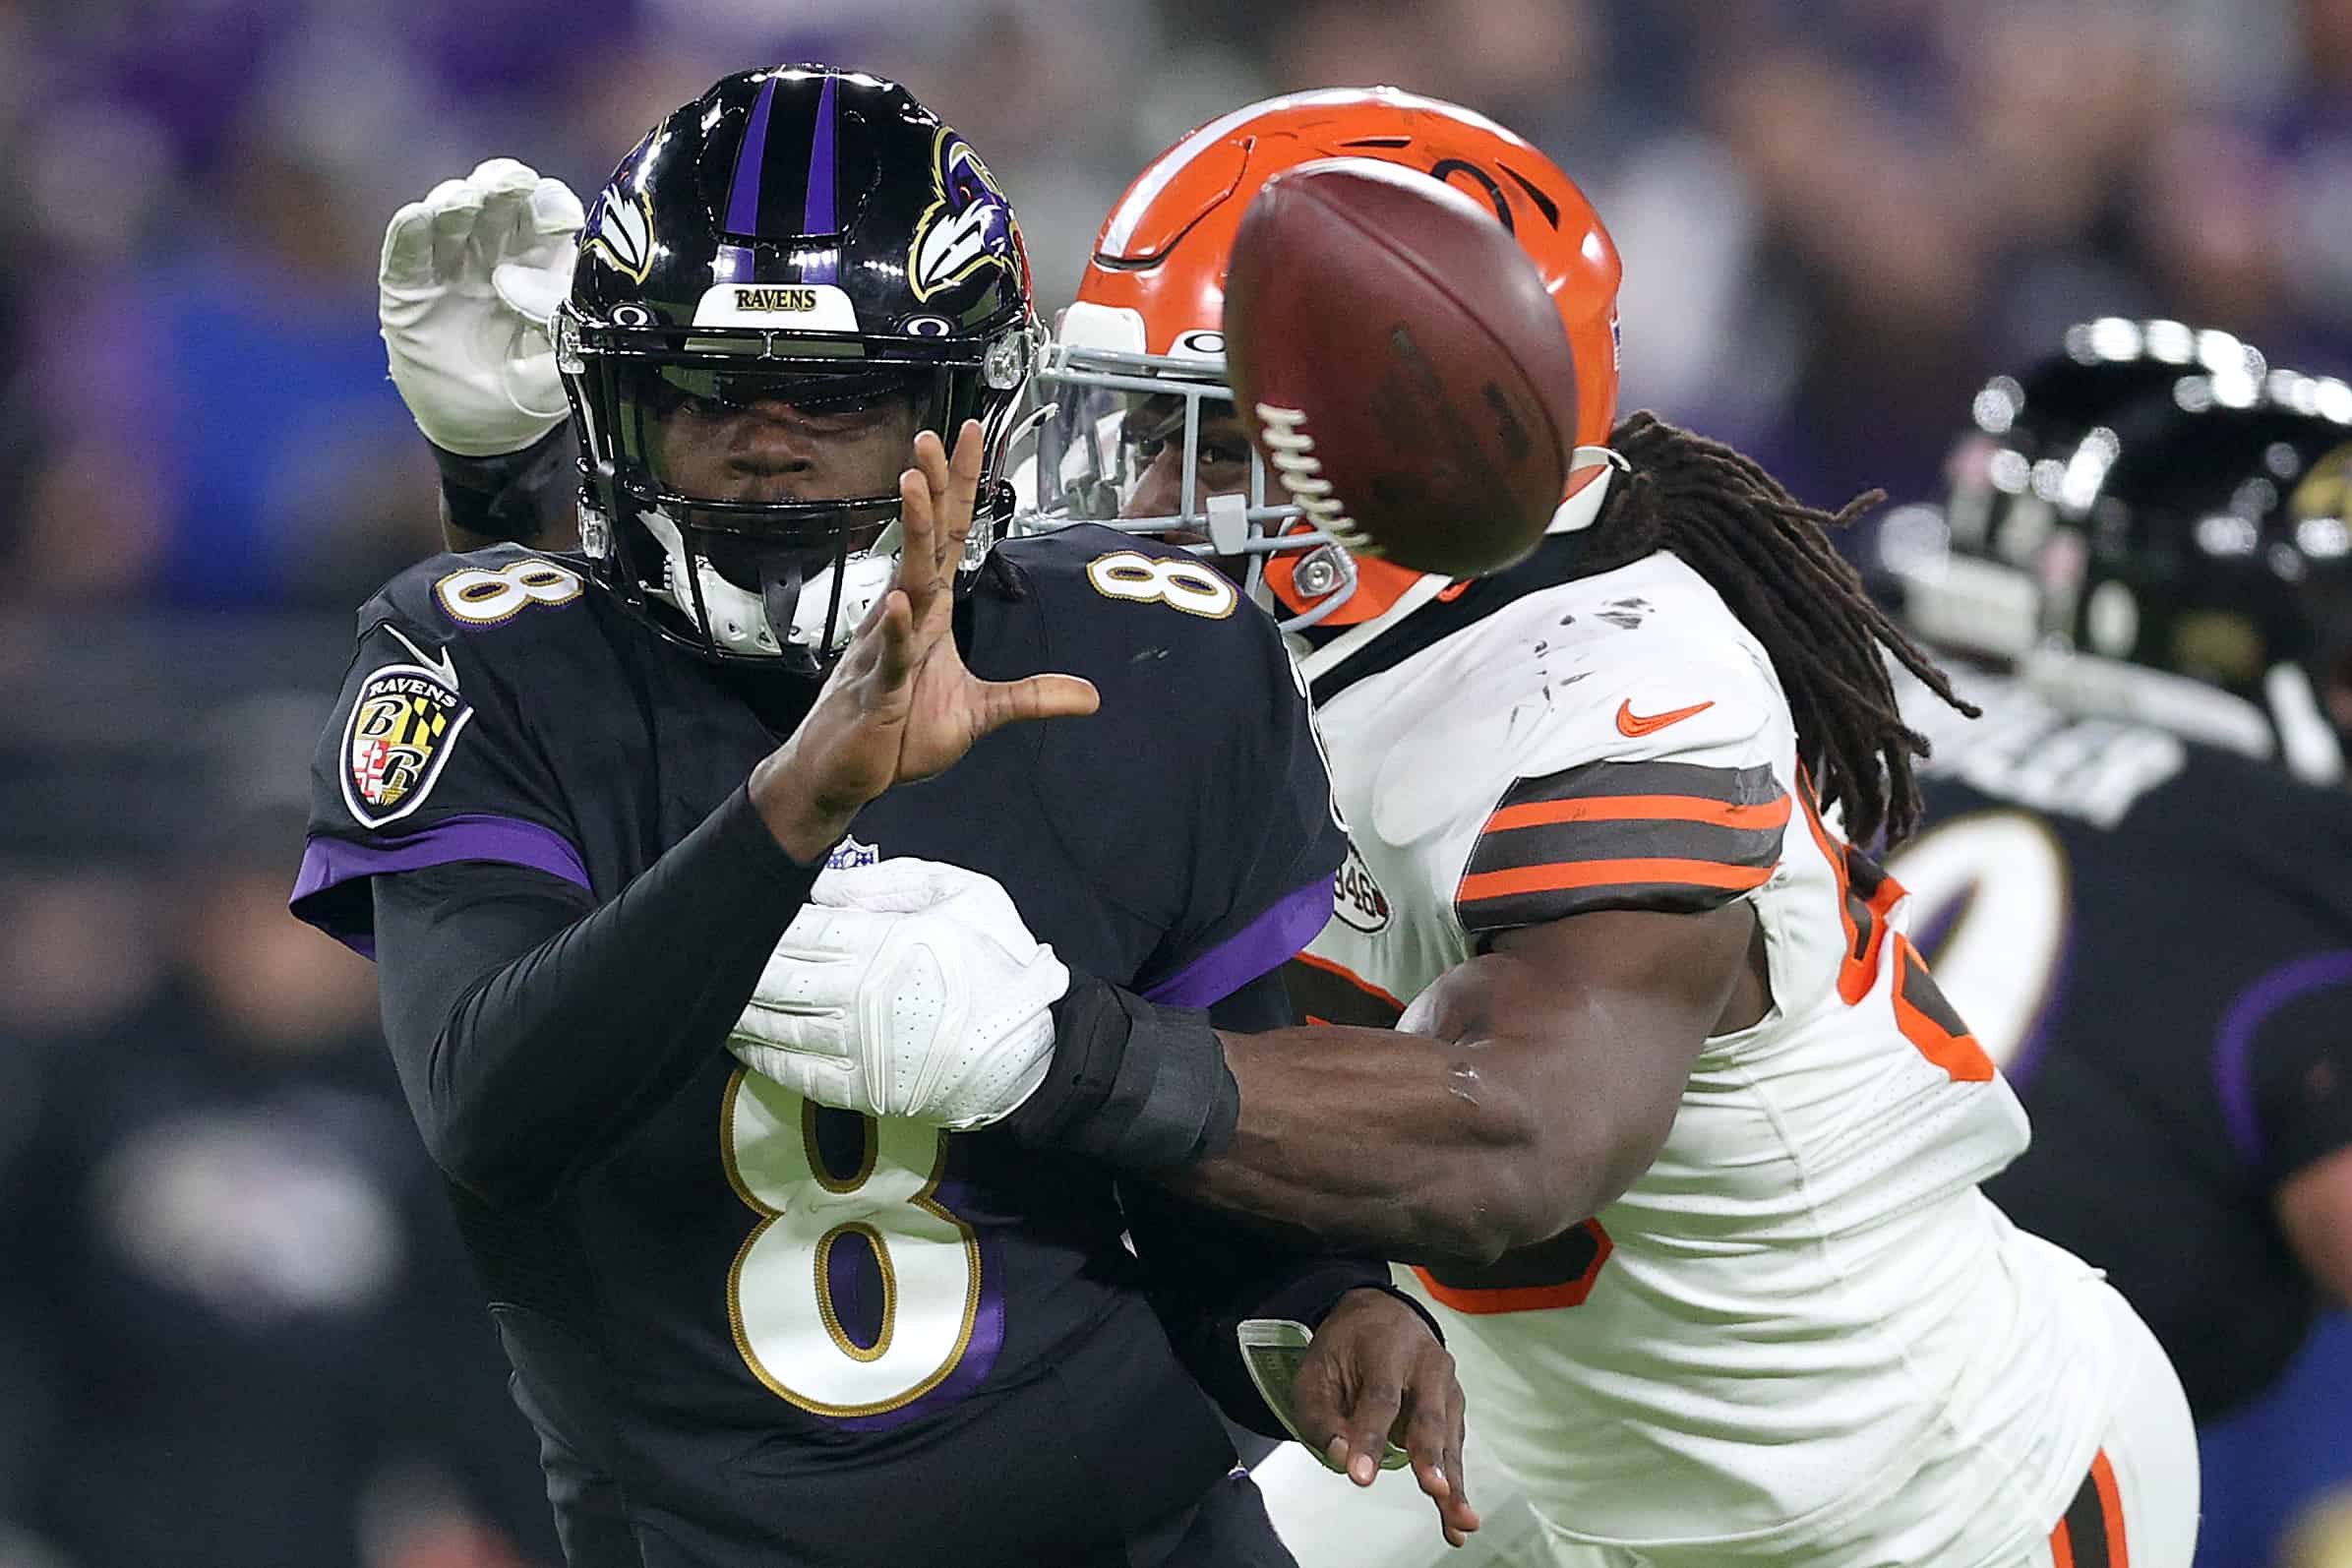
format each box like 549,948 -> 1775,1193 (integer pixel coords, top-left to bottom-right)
1879,318 -> 2352,783
555,65 -> 1039,671
1879,318 -> 2267,663
2042,374 -> 2352,783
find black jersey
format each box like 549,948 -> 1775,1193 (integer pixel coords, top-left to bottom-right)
290,526 -> 1351,1567
1893,665 -> 2352,1421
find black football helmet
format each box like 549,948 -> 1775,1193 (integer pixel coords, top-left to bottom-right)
1884,318 -> 2352,782
554,66 -> 1039,671
1877,318 -> 2267,662
2040,372 -> 2352,782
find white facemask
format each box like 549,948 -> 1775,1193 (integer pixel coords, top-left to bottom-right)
640,511 -> 901,660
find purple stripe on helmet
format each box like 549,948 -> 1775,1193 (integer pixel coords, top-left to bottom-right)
805,73 -> 838,232
1143,877 -> 1337,1008
800,73 -> 841,283
726,74 -> 781,237
288,814 -> 592,958
2212,949 -> 2352,1167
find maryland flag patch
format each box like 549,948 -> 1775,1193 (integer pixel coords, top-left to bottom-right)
341,662 -> 471,827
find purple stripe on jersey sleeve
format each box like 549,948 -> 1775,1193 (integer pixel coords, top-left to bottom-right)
2212,950 -> 2352,1166
289,814 -> 592,957
1142,878 -> 1335,1009
725,75 -> 780,236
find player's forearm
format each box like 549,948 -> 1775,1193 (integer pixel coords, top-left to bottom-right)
1170,1022 -> 1603,1265
374,785 -> 821,1203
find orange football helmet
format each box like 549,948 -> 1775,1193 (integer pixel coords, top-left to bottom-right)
1020,87 -> 1623,628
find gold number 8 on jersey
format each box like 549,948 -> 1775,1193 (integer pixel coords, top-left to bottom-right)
435,559 -> 585,626
722,1068 -> 989,1417
1084,550 -> 1238,619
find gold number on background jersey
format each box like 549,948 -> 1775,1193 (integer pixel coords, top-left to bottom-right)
1883,809 -> 2072,1072
435,559 -> 584,625
1083,550 -> 1239,619
722,1068 -> 987,1417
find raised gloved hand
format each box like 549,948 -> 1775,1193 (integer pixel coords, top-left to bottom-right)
728,859 -> 1071,1128
379,157 -> 583,456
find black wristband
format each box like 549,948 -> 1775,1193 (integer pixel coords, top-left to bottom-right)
431,424 -> 578,545
1243,1260 -> 1444,1348
1002,975 -> 1239,1171
1348,1283 -> 1447,1347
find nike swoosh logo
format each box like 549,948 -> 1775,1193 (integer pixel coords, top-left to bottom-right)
1616,698 -> 1715,737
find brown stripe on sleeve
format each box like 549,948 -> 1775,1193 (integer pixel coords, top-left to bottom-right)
1491,759 -> 1782,810
1454,761 -> 1788,935
1281,953 -> 1406,1029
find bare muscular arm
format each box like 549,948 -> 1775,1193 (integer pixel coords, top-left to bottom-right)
1164,903 -> 1767,1264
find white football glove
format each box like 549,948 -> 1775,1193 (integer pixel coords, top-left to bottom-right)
380,157 -> 584,456
729,860 -> 1072,1129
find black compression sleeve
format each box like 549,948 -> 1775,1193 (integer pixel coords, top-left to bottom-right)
1001,966 -> 1303,1171
432,425 -> 578,548
1006,978 -> 1238,1171
371,785 -> 822,1204
1205,967 -> 1298,1034
2252,976 -> 2352,1179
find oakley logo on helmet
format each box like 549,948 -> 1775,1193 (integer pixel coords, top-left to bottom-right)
585,185 -> 655,284
910,131 -> 1018,301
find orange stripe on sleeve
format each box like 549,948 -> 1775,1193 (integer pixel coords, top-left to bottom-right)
2092,1451 -> 2128,1567
2049,1519 -> 2077,1568
1458,859 -> 1774,902
1483,793 -> 1792,834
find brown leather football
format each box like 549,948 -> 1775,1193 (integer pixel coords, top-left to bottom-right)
1223,157 -> 1581,579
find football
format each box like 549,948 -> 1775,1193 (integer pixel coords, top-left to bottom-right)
1222,157 -> 1581,580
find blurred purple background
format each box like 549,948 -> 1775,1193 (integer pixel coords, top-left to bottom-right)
0,1 -> 2346,1564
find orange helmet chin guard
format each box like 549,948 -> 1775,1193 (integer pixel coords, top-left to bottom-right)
1014,86 -> 1624,631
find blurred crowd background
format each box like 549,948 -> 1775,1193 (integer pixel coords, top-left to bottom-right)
1,0 -> 2349,1564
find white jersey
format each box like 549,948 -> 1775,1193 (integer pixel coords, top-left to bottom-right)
1294,548 -> 2122,1565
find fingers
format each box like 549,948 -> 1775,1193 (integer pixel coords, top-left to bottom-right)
888,465 -> 945,630
422,177 -> 489,284
529,177 -> 587,236
1283,1348 -> 1351,1477
973,674 -> 1100,741
385,161 -> 583,299
1339,1367 -> 1406,1489
493,259 -> 571,327
1400,1349 -> 1479,1546
942,419 -> 985,562
811,857 -> 976,915
381,200 -> 441,292
871,589 -> 919,691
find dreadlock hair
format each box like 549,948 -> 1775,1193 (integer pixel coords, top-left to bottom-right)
1597,411 -> 1977,847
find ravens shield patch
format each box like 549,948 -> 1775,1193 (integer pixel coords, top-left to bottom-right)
340,662 -> 471,828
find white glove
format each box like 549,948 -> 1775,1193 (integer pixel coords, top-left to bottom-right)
380,157 -> 584,456
729,859 -> 1072,1129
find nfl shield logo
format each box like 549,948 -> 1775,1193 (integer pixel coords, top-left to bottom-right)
826,833 -> 880,872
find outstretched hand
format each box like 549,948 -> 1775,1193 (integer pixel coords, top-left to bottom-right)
1292,1290 -> 1480,1548
752,421 -> 1101,860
